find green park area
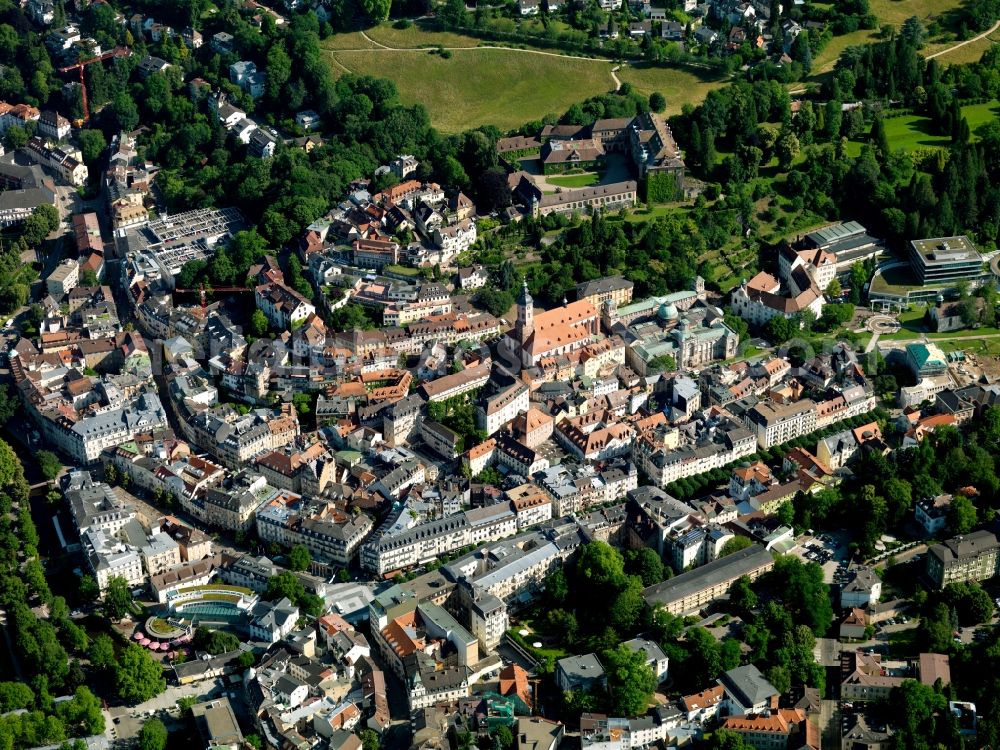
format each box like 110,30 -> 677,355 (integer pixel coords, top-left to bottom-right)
322,23 -> 728,132
846,102 -> 1000,156
546,172 -> 602,189
326,45 -> 615,132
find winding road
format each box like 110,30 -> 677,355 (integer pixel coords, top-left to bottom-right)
787,20 -> 1000,95
926,19 -> 1000,60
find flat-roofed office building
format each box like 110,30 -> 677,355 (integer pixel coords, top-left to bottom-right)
909,236 -> 985,286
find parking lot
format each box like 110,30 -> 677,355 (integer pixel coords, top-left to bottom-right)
106,676 -> 241,742
796,531 -> 852,583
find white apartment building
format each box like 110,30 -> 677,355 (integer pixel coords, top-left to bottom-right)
746,399 -> 818,449
382,298 -> 453,326
248,597 -> 299,643
360,505 -> 517,575
478,380 -> 530,436
510,493 -> 552,531
814,388 -> 876,430
408,669 -> 470,710
432,219 -> 477,258
40,391 -> 169,464
26,137 -> 88,186
623,638 -> 669,683
66,478 -> 136,536
778,245 -> 837,292
256,501 -> 374,567
635,430 -> 757,487
140,532 -> 182,576
255,281 -> 316,330
729,271 -> 825,328
469,541 -> 564,603
463,586 -> 509,650
420,361 -> 492,402
82,528 -> 146,592
47,258 -> 79,298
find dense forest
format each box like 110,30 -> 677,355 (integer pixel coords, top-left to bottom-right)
519,539 -> 830,713
0,437 -> 126,750
673,32 -> 1000,251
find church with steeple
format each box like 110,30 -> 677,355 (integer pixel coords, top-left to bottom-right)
505,280 -> 600,368
515,280 -> 534,344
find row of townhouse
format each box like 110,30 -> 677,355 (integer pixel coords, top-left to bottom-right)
256,496 -> 375,567
180,407 -> 300,470
29,388 -> 169,465
201,470 -> 281,531
330,314 -> 501,366
743,387 -> 876,449
533,460 -> 639,516
105,442 -> 227,506
634,414 -> 757,488
419,360 -> 492,402
643,543 -> 776,615
25,136 -> 88,187
554,409 -> 636,462
360,503 -> 518,576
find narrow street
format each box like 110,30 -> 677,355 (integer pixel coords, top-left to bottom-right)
0,614 -> 25,681
819,699 -> 840,750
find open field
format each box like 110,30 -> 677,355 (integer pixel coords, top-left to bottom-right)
869,0 -> 965,27
813,29 -> 880,74
327,47 -> 615,132
845,101 -> 1000,155
545,172 -> 601,188
323,22 -> 729,129
322,31 -> 378,49
324,5 -> 991,132
928,31 -> 1000,65
362,23 -> 487,49
616,64 -> 730,116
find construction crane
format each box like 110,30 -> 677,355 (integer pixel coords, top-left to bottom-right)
174,284 -> 254,309
58,46 -> 131,126
528,676 -> 543,712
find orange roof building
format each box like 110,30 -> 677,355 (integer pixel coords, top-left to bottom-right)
722,708 -> 816,750
508,281 -> 599,367
498,663 -> 532,708
681,685 -> 724,720
513,406 -> 554,448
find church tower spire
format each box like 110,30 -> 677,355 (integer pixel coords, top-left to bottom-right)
516,280 -> 534,345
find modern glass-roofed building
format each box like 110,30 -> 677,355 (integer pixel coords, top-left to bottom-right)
905,342 -> 948,378
909,236 -> 985,285
803,221 -> 885,269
